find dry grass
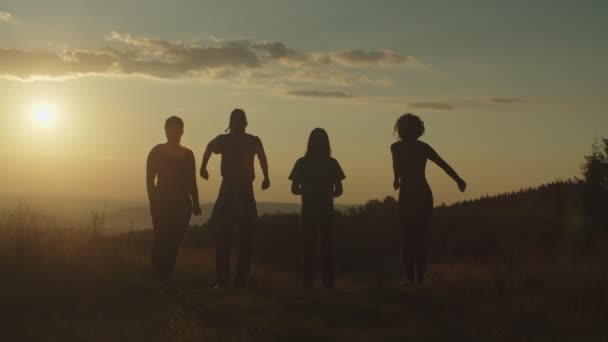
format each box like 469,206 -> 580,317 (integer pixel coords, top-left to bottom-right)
1,205 -> 608,341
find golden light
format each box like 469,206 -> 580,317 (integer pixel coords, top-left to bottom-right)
33,103 -> 56,126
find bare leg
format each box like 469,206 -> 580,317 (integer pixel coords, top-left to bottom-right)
413,227 -> 426,284
414,217 -> 429,284
401,224 -> 416,284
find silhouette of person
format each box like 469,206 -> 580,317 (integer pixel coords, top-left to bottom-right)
289,128 -> 345,290
391,114 -> 466,286
200,109 -> 270,288
146,116 -> 201,295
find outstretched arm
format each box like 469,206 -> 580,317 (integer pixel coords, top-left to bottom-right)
428,147 -> 466,192
257,139 -> 270,190
199,143 -> 213,180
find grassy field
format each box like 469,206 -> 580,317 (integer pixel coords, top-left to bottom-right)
2,204 -> 608,341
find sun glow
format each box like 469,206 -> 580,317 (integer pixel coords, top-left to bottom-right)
33,103 -> 56,126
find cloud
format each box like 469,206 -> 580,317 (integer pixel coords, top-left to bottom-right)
289,67 -> 389,86
0,11 -> 13,22
251,41 -> 308,65
489,97 -> 526,104
0,49 -> 115,79
285,90 -> 354,99
107,31 -> 262,78
331,49 -> 421,67
0,31 -> 425,84
408,102 -> 455,110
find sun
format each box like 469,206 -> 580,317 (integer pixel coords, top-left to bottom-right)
33,103 -> 56,126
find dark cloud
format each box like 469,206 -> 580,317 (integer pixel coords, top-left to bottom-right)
489,97 -> 526,104
0,31 -> 424,82
312,54 -> 332,66
251,41 -> 308,64
248,70 -> 285,80
209,68 -> 240,80
331,49 -> 420,67
408,102 -> 455,110
108,32 -> 262,77
285,90 -> 354,99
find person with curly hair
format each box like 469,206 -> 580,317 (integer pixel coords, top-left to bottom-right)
391,113 -> 466,286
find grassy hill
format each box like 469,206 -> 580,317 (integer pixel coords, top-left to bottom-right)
2,181 -> 607,341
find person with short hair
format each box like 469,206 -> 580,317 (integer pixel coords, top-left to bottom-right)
147,116 -> 201,296
391,113 -> 466,286
289,128 -> 345,290
200,109 -> 270,288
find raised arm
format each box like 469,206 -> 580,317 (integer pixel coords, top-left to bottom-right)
256,138 -> 270,190
188,151 -> 201,215
428,146 -> 466,192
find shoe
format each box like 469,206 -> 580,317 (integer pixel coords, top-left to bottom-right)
213,283 -> 228,290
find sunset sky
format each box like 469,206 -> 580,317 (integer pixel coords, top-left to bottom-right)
1,0 -> 607,205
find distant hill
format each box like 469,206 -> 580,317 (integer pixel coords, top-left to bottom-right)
0,193 -> 142,229
103,202 -> 306,232
231,180 -> 608,274
0,193 -> 354,233
3,180 -> 605,235
104,202 -> 355,232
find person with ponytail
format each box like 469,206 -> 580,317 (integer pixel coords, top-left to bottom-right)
200,109 -> 270,289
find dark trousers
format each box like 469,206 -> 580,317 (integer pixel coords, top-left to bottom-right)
216,221 -> 255,287
150,206 -> 190,281
211,181 -> 258,287
301,215 -> 334,289
401,219 -> 428,284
